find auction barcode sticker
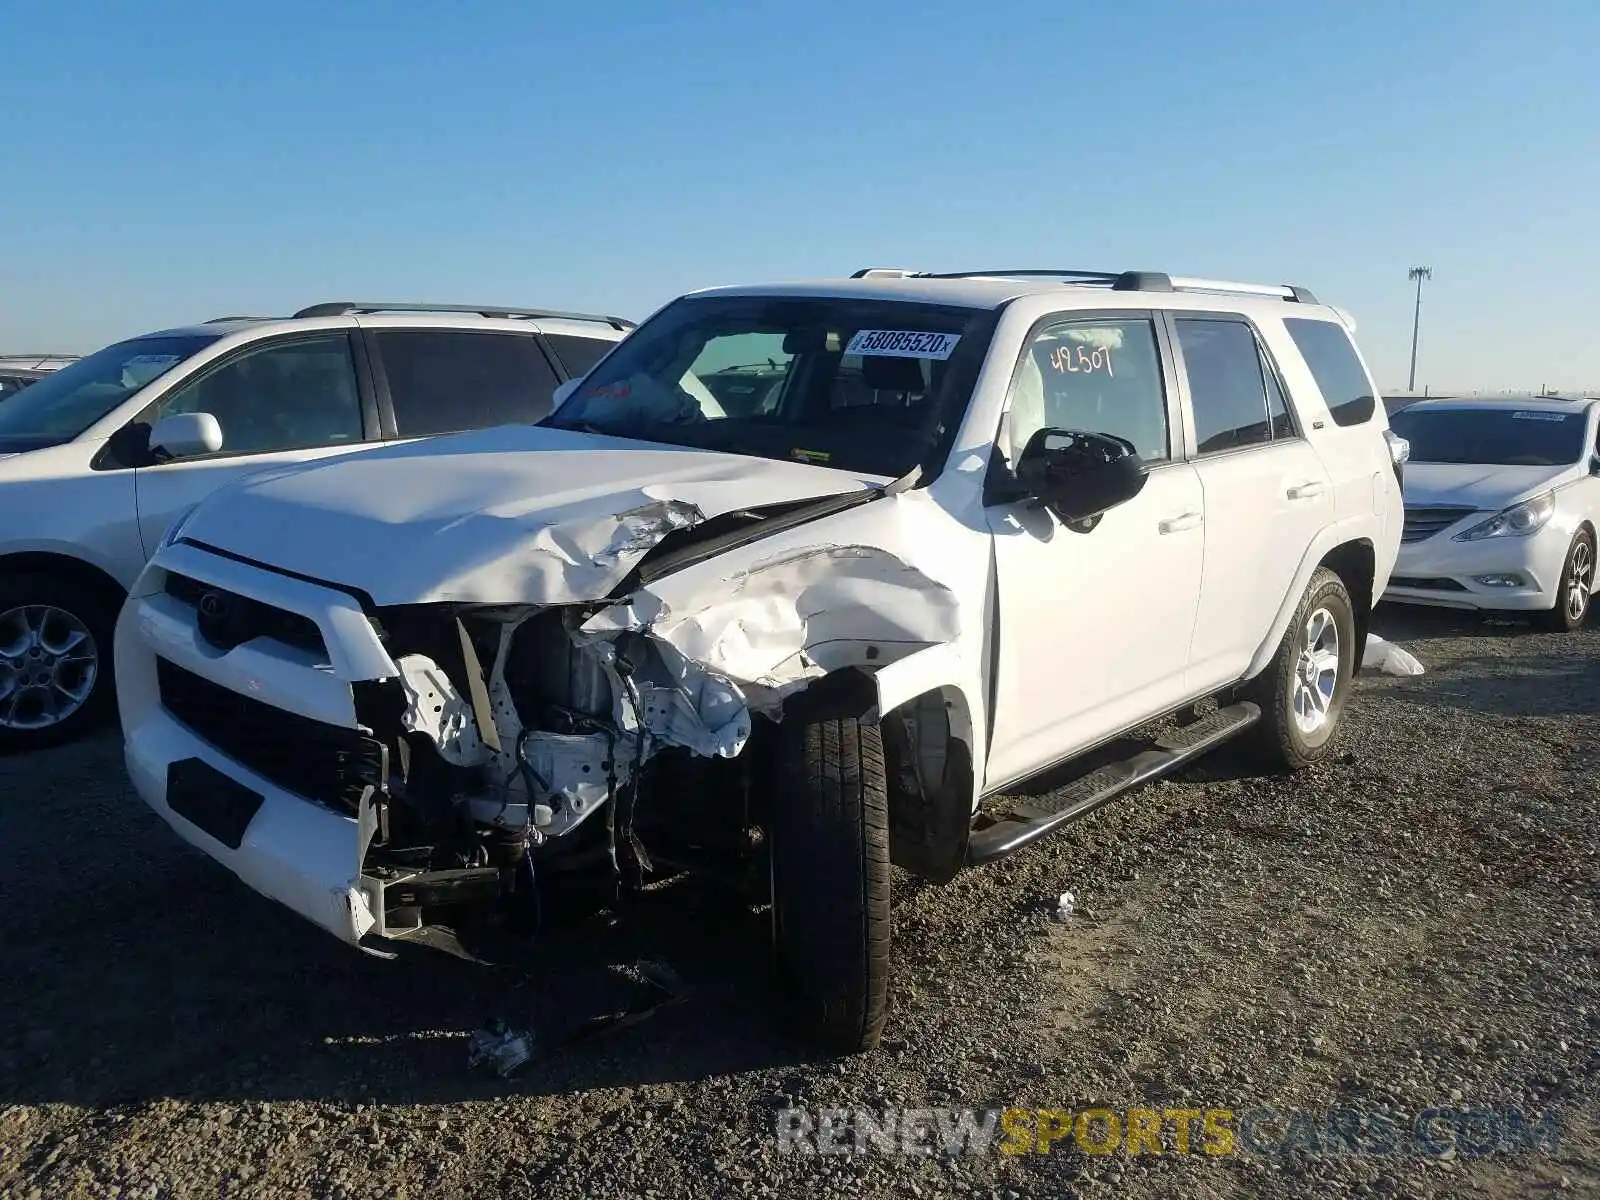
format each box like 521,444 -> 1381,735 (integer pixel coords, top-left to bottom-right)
845,329 -> 962,360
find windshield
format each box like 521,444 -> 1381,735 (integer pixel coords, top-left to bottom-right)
1389,406 -> 1588,467
0,333 -> 217,451
543,295 -> 995,477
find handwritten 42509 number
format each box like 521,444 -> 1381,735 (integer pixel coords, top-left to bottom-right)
1049,344 -> 1115,377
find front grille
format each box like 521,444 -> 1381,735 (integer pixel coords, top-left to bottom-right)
1401,505 -> 1476,544
156,657 -> 382,813
1390,575 -> 1468,592
163,572 -> 326,656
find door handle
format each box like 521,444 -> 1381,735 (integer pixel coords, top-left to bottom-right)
1158,511 -> 1203,534
1287,481 -> 1327,500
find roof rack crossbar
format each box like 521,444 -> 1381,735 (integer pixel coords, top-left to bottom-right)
291,301 -> 635,330
851,268 -> 1317,304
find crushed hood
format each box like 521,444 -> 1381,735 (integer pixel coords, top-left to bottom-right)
1402,462 -> 1578,510
175,425 -> 890,605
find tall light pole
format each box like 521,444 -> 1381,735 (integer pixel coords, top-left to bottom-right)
1407,266 -> 1432,392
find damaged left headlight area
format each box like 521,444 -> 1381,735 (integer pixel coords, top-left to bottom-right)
349,602 -> 759,952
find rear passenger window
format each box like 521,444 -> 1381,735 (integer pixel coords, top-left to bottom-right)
544,333 -> 616,380
1008,318 -> 1169,464
1174,318 -> 1274,454
1262,347 -> 1295,439
1284,317 -> 1377,427
377,332 -> 560,436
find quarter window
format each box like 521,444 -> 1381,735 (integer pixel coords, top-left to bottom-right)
544,333 -> 617,380
1174,318 -> 1276,454
1008,318 -> 1170,463
378,331 -> 561,436
155,334 -> 364,456
1283,317 -> 1377,427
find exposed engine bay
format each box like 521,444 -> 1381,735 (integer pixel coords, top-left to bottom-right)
346,602 -> 766,952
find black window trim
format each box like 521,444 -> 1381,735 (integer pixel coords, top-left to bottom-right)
91,329 -> 380,471
1162,310 -> 1302,463
362,326 -> 569,440
984,307 -> 1186,509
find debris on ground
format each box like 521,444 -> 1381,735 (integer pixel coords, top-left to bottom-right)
1362,633 -> 1426,676
466,1018 -> 535,1078
1054,890 -> 1076,921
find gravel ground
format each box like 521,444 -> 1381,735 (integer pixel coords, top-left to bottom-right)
1,605 -> 1595,1200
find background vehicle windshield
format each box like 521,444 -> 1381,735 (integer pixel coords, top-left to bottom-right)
0,333 -> 217,451
544,295 -> 994,478
1389,405 -> 1588,467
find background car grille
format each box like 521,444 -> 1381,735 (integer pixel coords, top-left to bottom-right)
1401,506 -> 1477,544
162,572 -> 327,656
156,658 -> 382,814
1389,575 -> 1469,592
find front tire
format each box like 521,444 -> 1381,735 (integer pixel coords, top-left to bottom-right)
1243,567 -> 1357,771
770,693 -> 891,1054
0,573 -> 118,754
1536,529 -> 1593,632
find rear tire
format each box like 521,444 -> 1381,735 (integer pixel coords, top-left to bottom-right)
770,692 -> 891,1054
0,572 -> 119,755
1535,529 -> 1593,632
1243,567 -> 1357,771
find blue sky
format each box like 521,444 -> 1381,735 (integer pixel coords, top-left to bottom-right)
2,0 -> 1598,392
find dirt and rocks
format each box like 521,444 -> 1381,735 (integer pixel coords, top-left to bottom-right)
1,605 -> 1596,1199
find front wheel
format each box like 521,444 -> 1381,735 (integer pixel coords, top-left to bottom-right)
769,692 -> 891,1054
1243,567 -> 1357,771
0,573 -> 119,754
1536,529 -> 1593,632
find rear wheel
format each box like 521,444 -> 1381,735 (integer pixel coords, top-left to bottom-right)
769,692 -> 891,1054
0,573 -> 119,754
1536,529 -> 1593,632
1243,567 -> 1357,771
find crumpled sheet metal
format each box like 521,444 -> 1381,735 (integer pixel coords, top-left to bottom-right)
581,543 -> 962,709
436,496 -> 705,606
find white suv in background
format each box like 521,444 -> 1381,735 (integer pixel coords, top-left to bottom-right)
117,268 -> 1404,1053
0,301 -> 630,751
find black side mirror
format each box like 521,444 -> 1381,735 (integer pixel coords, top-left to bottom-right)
1014,427 -> 1149,523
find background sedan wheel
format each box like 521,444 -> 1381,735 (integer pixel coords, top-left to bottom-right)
0,574 -> 118,753
1538,529 -> 1594,633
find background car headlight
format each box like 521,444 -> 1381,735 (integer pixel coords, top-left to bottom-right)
1454,491 -> 1555,541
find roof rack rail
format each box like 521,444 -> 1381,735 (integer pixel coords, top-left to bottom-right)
291,301 -> 635,331
850,267 -> 918,279
203,315 -> 268,323
861,268 -> 1318,304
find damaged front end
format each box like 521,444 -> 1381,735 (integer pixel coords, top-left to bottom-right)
349,599 -> 758,955
327,494 -> 962,958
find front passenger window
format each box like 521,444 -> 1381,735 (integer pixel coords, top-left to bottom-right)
1007,318 -> 1170,464
155,334 -> 364,456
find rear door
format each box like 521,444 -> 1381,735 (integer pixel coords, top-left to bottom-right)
1168,314 -> 1335,692
133,332 -> 379,555
365,329 -> 565,439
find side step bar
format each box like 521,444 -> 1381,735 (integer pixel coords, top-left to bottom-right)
967,701 -> 1260,864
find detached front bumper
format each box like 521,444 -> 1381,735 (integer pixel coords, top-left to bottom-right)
116,543 -> 392,944
1384,524 -> 1568,612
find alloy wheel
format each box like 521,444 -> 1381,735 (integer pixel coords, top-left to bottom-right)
0,605 -> 99,731
1292,607 -> 1340,735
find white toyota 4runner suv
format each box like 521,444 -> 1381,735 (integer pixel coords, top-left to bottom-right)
117,268 -> 1405,1053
